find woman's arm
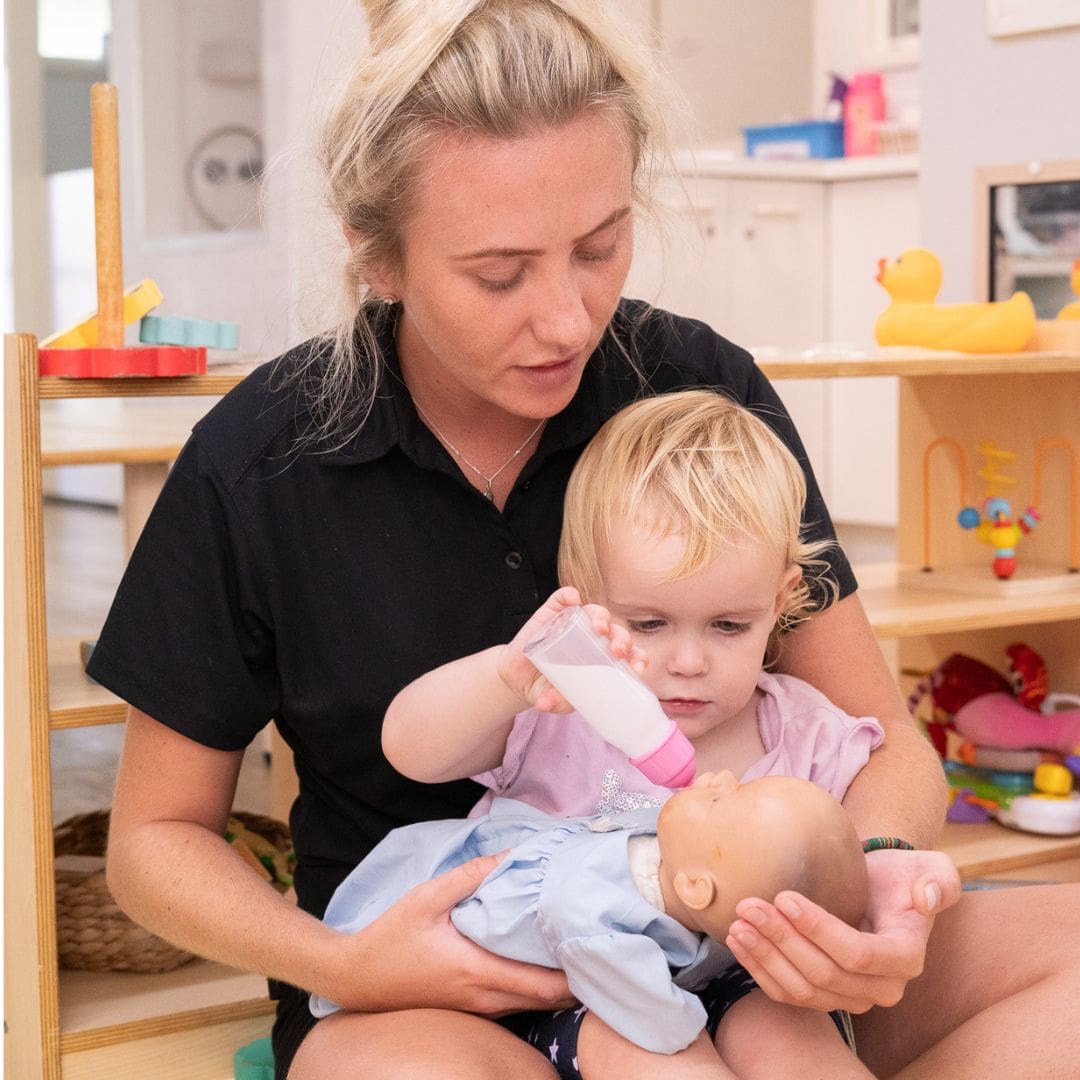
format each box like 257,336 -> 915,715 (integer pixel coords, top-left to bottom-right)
727,592 -> 961,1013
108,708 -> 571,1013
777,591 -> 949,847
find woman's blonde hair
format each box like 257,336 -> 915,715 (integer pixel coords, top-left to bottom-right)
291,0 -> 675,448
558,390 -> 837,634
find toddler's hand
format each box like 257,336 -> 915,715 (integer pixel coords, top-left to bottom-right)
497,587 -> 647,711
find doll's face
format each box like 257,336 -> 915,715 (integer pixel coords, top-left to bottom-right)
656,771 -> 867,939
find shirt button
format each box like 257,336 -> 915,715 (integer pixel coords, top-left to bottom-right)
505,551 -> 524,570
521,480 -> 532,491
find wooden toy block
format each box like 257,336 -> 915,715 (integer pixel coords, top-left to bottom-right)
140,314 -> 239,349
40,279 -> 164,348
39,345 -> 208,378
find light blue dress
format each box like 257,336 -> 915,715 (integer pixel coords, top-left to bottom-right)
311,797 -> 736,1054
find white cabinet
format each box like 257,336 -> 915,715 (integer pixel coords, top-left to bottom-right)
627,156 -> 919,527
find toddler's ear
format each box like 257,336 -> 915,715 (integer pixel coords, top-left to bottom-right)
774,564 -> 803,615
673,869 -> 716,911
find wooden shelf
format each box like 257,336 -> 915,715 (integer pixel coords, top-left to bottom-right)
939,821 -> 1080,881
756,348 -> 1080,380
854,563 -> 1080,639
38,359 -> 260,400
48,636 -> 126,729
59,959 -> 271,1052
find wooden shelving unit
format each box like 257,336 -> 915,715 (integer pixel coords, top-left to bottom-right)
6,334 -> 268,1079
7,336 -> 1080,1075
762,347 -> 1080,883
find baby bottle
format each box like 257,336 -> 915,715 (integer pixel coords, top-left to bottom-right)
524,606 -> 696,788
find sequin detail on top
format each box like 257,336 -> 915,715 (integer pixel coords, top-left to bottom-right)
596,769 -> 666,815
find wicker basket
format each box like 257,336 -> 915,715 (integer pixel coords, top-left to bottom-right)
54,809 -> 293,974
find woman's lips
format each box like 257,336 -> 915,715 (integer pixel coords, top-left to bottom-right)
517,356 -> 580,389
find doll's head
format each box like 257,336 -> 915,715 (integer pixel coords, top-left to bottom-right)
655,771 -> 868,940
558,390 -> 837,646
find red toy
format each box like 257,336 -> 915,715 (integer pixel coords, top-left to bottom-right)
39,345 -> 207,378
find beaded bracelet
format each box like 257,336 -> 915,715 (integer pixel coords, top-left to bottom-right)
861,836 -> 916,853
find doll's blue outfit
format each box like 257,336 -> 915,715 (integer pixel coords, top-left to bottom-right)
311,797 -> 738,1055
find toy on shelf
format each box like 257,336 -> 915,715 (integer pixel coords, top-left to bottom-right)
139,315 -> 239,350
912,434 -> 1079,591
1057,258 -> 1080,320
40,279 -> 164,348
40,83 -> 205,379
874,248 -> 1035,352
956,442 -> 1040,580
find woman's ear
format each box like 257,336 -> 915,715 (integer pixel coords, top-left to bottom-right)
673,869 -> 716,912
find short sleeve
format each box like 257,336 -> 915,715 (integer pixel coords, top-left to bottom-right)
86,434 -> 279,750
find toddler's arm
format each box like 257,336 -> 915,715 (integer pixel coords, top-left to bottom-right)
383,587 -> 643,782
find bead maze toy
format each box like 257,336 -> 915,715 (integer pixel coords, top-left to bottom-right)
38,84 -> 207,379
903,433 -> 1080,595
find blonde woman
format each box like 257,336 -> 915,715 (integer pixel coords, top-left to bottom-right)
93,2 -> 1080,1078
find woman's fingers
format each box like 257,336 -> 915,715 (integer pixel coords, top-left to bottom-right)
726,896 -> 915,1012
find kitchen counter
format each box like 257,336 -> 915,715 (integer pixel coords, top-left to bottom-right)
672,149 -> 918,182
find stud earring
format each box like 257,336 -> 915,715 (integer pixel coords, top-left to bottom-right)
383,295 -> 399,305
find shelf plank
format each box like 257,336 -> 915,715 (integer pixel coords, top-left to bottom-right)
38,359 -> 262,400
757,349 -> 1080,380
854,563 -> 1080,639
49,637 -> 126,729
59,959 -> 270,1047
939,821 -> 1080,880
60,1010 -> 272,1079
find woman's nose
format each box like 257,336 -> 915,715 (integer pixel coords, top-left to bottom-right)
531,271 -> 591,351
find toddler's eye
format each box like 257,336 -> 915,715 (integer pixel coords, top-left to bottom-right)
627,619 -> 664,633
713,620 -> 749,635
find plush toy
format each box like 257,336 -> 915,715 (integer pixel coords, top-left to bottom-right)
907,644 -> 1049,757
953,695 -> 1080,755
874,248 -> 1035,352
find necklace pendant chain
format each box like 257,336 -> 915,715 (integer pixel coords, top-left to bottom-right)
413,402 -> 545,500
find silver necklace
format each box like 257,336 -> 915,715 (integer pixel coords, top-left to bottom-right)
413,401 -> 545,501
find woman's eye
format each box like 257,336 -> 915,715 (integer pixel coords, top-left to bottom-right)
576,243 -> 617,263
478,269 -> 525,293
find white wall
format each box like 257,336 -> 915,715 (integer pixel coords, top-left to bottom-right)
919,0 -> 1080,301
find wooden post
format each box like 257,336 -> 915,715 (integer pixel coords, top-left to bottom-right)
90,83 -> 123,348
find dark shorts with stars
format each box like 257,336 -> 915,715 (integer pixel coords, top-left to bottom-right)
496,964 -> 853,1079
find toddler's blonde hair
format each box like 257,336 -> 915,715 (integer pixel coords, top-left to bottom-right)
558,390 -> 837,634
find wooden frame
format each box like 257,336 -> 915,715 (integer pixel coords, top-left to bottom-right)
973,158 -> 1080,302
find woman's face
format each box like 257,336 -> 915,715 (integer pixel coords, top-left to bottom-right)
382,110 -> 635,421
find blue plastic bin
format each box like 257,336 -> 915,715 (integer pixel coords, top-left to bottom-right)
742,120 -> 844,160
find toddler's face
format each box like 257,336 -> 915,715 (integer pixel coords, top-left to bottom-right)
595,518 -> 799,753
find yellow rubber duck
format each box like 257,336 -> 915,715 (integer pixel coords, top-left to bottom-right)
874,248 -> 1035,352
1057,258 -> 1080,320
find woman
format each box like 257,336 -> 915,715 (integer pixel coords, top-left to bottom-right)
94,2 -> 1080,1078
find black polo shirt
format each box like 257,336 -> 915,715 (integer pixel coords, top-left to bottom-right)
87,299 -> 855,918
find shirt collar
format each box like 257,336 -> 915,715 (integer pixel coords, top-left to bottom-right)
318,305 -> 639,469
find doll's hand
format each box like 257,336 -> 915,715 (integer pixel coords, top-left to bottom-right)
329,852 -> 574,1015
498,587 -> 647,711
724,848 -> 961,1014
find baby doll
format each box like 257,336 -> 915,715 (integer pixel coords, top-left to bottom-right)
311,771 -> 868,1056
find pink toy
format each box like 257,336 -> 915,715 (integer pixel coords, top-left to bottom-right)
953,693 -> 1080,754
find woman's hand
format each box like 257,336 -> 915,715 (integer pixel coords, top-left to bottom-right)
723,848 -> 962,1014
498,586 -> 647,712
327,851 -> 575,1016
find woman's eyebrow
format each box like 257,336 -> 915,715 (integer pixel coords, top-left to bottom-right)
453,205 -> 632,261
